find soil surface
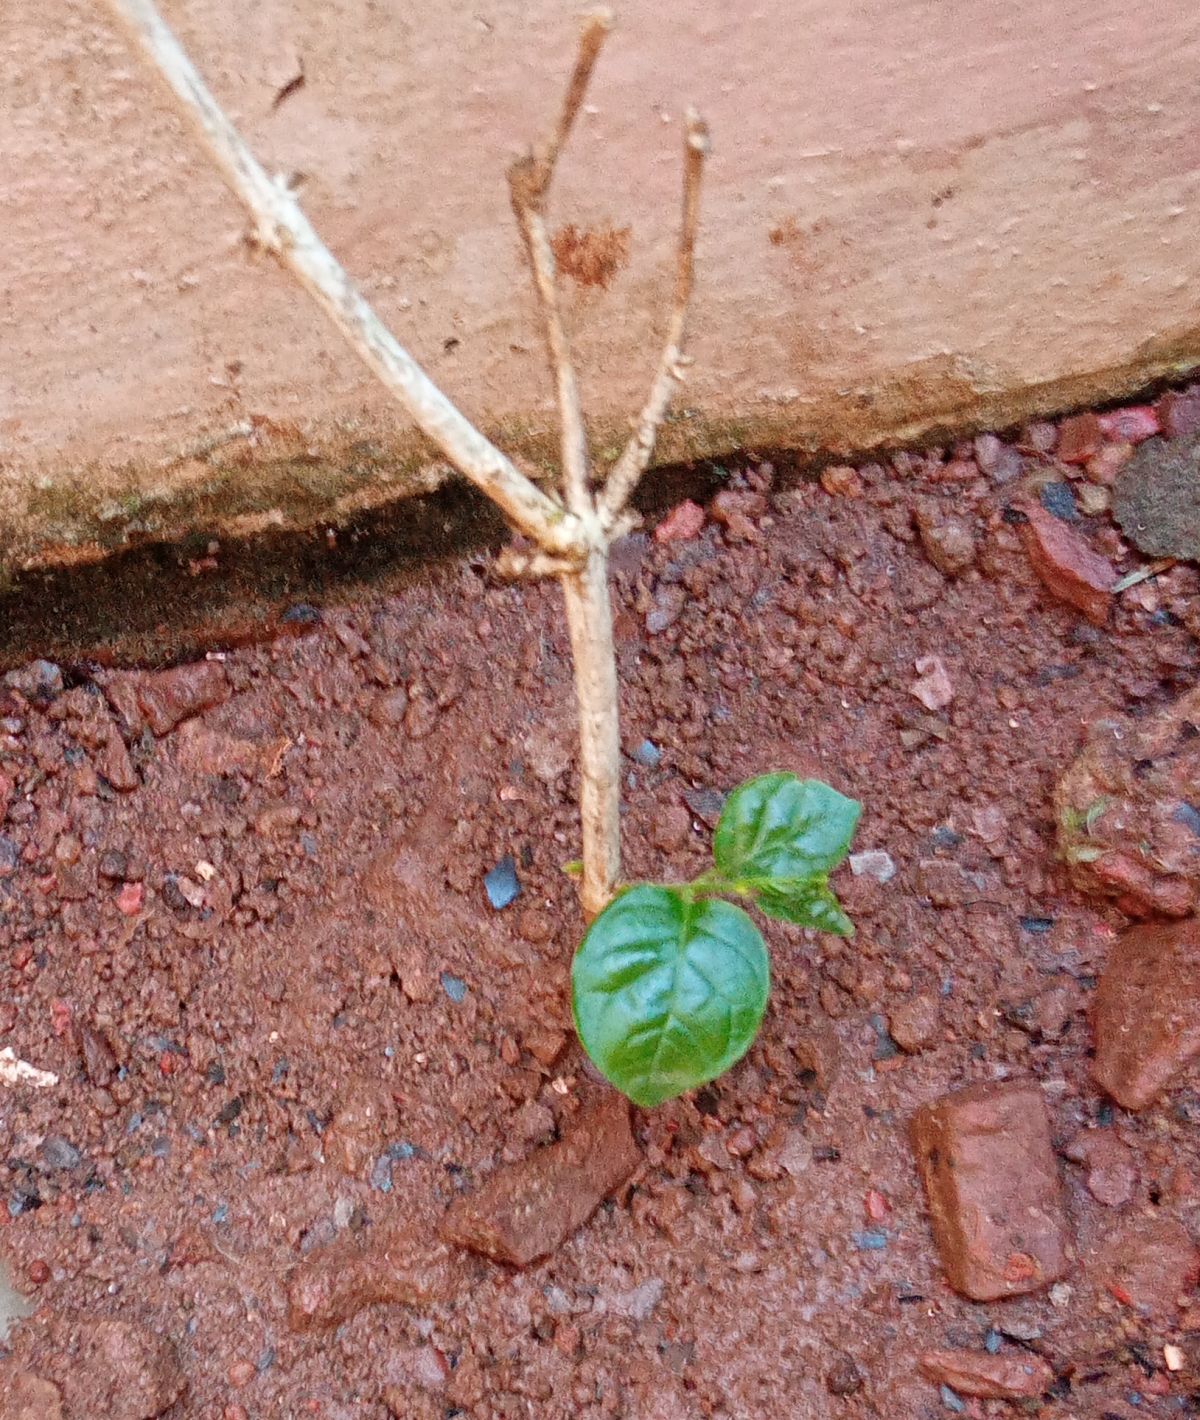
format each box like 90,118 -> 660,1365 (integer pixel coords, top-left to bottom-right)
4,399 -> 1200,1417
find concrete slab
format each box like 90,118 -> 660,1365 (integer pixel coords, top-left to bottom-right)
3,0 -> 1199,570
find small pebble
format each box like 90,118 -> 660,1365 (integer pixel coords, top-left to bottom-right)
116,881 -> 144,915
940,1384 -> 966,1414
632,740 -> 662,769
1098,406 -> 1159,443
40,1136 -> 82,1171
852,1229 -> 888,1251
484,855 -> 521,910
683,787 -> 725,827
821,465 -> 863,498
3,660 -> 63,701
654,500 -> 705,543
98,849 -> 129,881
1077,482 -> 1111,516
1039,481 -> 1079,522
911,656 -> 954,711
228,1360 -> 255,1388
849,850 -> 896,884
825,1353 -> 864,1396
440,973 -> 467,1004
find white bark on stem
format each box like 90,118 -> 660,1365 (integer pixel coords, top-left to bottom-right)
509,190 -> 591,518
105,0 -> 578,556
507,10 -> 612,518
599,111 -> 710,521
108,0 -> 707,925
561,553 -> 622,918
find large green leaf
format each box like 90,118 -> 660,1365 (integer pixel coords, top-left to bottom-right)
713,773 -> 860,884
571,885 -> 770,1108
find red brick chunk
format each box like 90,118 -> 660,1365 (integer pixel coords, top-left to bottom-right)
911,1080 -> 1068,1300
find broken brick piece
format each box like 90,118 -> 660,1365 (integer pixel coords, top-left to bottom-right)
911,1080 -> 1068,1300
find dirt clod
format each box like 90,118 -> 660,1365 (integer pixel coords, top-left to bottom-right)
103,661 -> 229,737
0,1367 -> 64,1420
888,994 -> 940,1053
1056,687 -> 1200,918
1063,1129 -> 1137,1207
286,1228 -> 455,1333
1115,431 -> 1200,559
46,1318 -> 185,1420
1093,1216 -> 1200,1318
1092,918 -> 1200,1110
440,1091 -> 640,1266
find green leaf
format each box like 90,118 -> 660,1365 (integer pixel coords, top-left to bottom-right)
750,877 -> 854,935
571,885 -> 770,1108
713,773 -> 860,883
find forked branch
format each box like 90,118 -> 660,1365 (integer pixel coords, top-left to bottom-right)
106,0 -> 709,924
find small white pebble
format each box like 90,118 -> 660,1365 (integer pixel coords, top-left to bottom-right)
911,655 -> 954,710
195,860 -> 216,882
1049,1283 -> 1072,1308
1165,1345 -> 1185,1372
850,850 -> 896,884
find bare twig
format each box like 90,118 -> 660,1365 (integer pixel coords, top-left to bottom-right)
508,194 -> 591,517
108,0 -> 709,927
105,0 -> 580,556
508,10 -> 612,519
1112,557 -> 1176,593
534,10 -> 614,196
599,110 -> 710,521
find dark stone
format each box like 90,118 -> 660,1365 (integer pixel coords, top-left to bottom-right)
1114,433 -> 1200,558
1039,481 -> 1079,522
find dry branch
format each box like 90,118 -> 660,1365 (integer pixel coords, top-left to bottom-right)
105,0 -> 580,556
599,111 -> 710,521
106,0 -> 708,924
507,10 -> 613,519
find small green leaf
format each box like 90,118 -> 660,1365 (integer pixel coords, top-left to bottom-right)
750,877 -> 854,935
713,773 -> 861,883
571,885 -> 769,1108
